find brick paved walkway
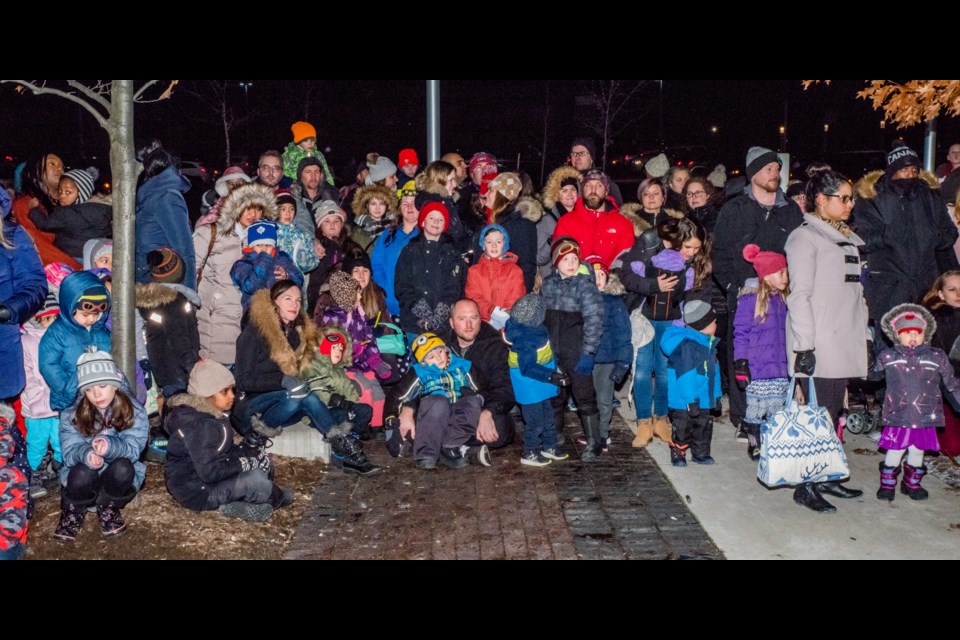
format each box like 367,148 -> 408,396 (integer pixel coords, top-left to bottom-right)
285,411 -> 722,560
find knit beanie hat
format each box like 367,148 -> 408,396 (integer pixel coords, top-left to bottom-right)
62,169 -> 95,204
297,157 -> 324,184
342,251 -> 372,276
745,147 -> 781,180
215,165 -> 252,197
489,172 -> 522,201
291,121 -> 317,144
587,258 -> 610,276
412,332 -> 447,363
247,220 -> 278,248
581,168 -> 610,192
188,360 -> 235,398
88,239 -> 113,268
742,243 -> 787,280
35,291 -> 60,320
468,152 -> 497,178
312,200 -> 347,228
571,137 -> 597,160
683,299 -> 717,331
328,270 -> 360,309
560,176 -> 581,192
148,248 -> 185,284
886,141 -> 922,179
551,236 -> 580,268
45,262 -> 73,291
510,293 -> 545,327
365,155 -> 398,185
479,224 -> 510,253
707,164 -> 727,188
891,308 -> 927,335
644,153 -> 670,179
275,189 -> 297,209
76,347 -> 122,392
319,332 -> 347,357
398,180 -> 417,199
73,285 -> 109,314
418,201 -> 450,232
398,148 -> 420,168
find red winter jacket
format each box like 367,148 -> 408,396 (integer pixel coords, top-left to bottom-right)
553,197 -> 633,269
464,252 -> 526,321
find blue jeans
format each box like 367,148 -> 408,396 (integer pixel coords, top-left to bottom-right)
632,319 -> 671,419
241,391 -> 336,436
520,399 -> 556,455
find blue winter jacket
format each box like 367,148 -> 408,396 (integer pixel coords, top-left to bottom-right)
0,188 -> 47,398
135,166 -> 197,289
400,355 -> 481,405
39,271 -> 111,411
230,249 -> 304,310
661,325 -> 721,410
503,319 -> 559,405
371,225 -> 418,317
594,275 -> 633,378
59,378 -> 148,490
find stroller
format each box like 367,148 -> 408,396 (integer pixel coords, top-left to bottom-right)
842,379 -> 883,435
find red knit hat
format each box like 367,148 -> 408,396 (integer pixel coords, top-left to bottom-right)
742,243 -> 787,280
418,201 -> 450,232
398,148 -> 419,168
320,332 -> 346,356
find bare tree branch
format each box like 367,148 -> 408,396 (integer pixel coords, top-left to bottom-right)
134,80 -> 178,103
1,80 -> 109,129
66,80 -> 111,111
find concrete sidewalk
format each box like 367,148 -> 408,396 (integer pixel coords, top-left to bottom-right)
617,399 -> 960,560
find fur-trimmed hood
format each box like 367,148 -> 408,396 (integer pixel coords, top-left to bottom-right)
135,282 -> 201,309
880,303 -> 937,344
313,323 -> 354,369
603,272 -> 626,296
618,203 -> 684,237
217,183 -> 278,233
248,288 -> 319,376
351,184 -> 398,217
541,166 -> 581,210
166,392 -> 223,419
515,196 -> 543,223
415,173 -> 460,203
855,170 -> 940,200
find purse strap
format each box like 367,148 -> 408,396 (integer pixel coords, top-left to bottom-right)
196,224 -> 218,285
786,374 -> 820,410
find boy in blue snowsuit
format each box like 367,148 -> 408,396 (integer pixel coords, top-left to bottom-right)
230,221 -> 303,310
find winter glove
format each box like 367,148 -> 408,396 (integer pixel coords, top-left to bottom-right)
794,350 -> 816,377
734,359 -> 751,391
255,448 -> 272,474
239,456 -> 259,473
0,305 -> 11,324
609,365 -> 629,385
412,299 -> 433,322
549,370 -> 571,388
328,393 -> 346,409
574,354 -> 595,376
281,375 -> 309,400
375,360 -> 393,380
434,302 -> 451,326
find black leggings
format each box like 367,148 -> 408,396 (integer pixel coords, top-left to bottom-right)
62,459 -> 136,509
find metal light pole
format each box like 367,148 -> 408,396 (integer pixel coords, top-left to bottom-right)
427,81 -> 440,163
240,81 -> 253,163
924,117 -> 937,173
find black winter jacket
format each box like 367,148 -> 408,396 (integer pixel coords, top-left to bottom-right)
29,201 -> 112,259
394,234 -> 465,334
135,283 -> 201,396
443,322 -> 515,416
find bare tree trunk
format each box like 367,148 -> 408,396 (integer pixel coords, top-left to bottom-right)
222,101 -> 231,168
109,80 -> 139,381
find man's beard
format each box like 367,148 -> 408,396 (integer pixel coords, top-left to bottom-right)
584,195 -> 604,209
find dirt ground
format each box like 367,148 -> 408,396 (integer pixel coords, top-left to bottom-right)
25,456 -> 328,560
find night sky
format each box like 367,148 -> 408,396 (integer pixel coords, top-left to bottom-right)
1,80 -> 955,187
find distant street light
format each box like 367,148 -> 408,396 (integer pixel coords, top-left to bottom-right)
710,126 -> 718,134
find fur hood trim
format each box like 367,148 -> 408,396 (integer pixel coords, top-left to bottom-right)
315,322 -> 354,369
249,289 -> 319,376
217,183 -> 278,233
351,184 -> 398,217
855,170 -> 940,200
880,303 -> 936,344
541,166 -> 582,209
166,393 -> 223,419
135,282 -> 201,309
619,203 -> 650,237
515,196 -> 543,223
603,272 -> 626,296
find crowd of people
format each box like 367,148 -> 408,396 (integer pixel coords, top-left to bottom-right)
2,118 -> 960,559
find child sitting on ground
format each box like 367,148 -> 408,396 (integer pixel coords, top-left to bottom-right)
465,224 -> 526,325
231,220 -> 303,310
301,328 -> 375,439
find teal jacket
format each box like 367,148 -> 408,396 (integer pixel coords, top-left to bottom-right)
661,326 -> 721,411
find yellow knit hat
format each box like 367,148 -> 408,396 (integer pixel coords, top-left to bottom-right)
412,332 -> 447,363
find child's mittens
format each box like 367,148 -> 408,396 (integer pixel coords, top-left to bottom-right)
549,370 -> 571,388
85,450 -> 104,469
375,360 -> 393,380
434,302 -> 451,325
574,354 -> 595,376
489,307 -> 510,331
412,299 -> 433,328
734,359 -> 751,391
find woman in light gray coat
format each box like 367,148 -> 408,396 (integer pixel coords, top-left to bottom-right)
785,167 -> 866,512
194,184 -> 276,366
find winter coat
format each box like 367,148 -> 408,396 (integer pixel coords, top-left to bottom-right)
785,213 -> 868,379
480,199 -> 540,292
503,319 -> 559,405
538,166 -> 581,279
305,234 -> 365,316
540,270 -> 605,363
194,221 -> 244,365
164,393 -> 258,511
442,322 -> 515,416
136,166 -> 196,289
0,409 -> 27,551
58,383 -> 148,489
712,187 -> 804,295
396,355 -> 481,407
394,233 -> 465,334
11,195 -> 81,269
0,191 -> 47,399
282,142 -> 335,185
290,182 -> 339,240
553,197 -> 634,270
232,289 -> 319,420
687,203 -> 721,235
931,305 -> 960,373
464,252 -> 526,321
623,248 -> 693,322
595,274 -> 633,375
853,171 -> 959,321
661,325 -> 721,410
277,222 -> 320,274
29,201 -> 112,261
135,282 -> 201,395
230,249 -> 303,310
39,271 -> 111,412
732,279 -> 789,380
456,181 -> 486,238
300,325 -> 362,406
371,224 -> 418,317
415,175 -> 468,252
316,304 -> 384,375
20,322 -> 55,419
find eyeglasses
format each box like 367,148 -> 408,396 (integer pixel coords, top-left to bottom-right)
685,190 -> 706,198
823,193 -> 856,205
259,165 -> 282,173
571,150 -> 590,158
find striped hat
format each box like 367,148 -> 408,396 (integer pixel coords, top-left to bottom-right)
76,348 -> 122,392
35,292 -> 60,319
62,169 -> 95,204
148,248 -> 185,284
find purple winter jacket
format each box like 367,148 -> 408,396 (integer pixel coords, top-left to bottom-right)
732,282 -> 789,380
876,344 -> 960,428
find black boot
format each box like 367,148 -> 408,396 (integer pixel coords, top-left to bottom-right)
744,422 -> 761,461
330,435 -> 381,476
96,502 -> 127,538
815,481 -> 863,499
53,503 -> 87,542
580,414 -> 603,462
269,485 -> 295,509
793,483 -> 836,513
243,429 -> 272,450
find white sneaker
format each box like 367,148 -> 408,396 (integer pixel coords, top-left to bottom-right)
541,448 -> 569,461
520,452 -> 552,467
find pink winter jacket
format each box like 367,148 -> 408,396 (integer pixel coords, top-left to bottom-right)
20,323 -> 56,419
